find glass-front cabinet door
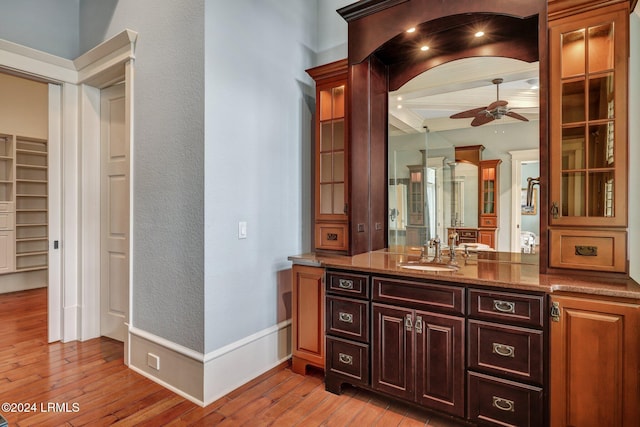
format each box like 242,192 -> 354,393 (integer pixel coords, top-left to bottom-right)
549,6 -> 627,227
308,60 -> 350,252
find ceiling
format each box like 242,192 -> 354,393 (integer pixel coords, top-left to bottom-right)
389,57 -> 540,135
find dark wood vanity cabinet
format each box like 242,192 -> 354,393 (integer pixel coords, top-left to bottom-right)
372,276 -> 465,417
466,289 -> 546,426
323,269 -> 547,425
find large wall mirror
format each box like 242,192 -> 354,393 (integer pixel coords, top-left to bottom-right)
387,57 -> 540,253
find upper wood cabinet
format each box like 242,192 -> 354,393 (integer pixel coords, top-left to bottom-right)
548,2 -> 630,273
307,60 -> 349,252
479,159 -> 501,229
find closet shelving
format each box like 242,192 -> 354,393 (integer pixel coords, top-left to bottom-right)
14,136 -> 48,272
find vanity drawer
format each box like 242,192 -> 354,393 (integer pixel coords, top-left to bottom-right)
315,222 -> 348,251
326,336 -> 369,386
326,271 -> 369,298
469,289 -> 544,328
549,228 -> 627,273
480,217 -> 497,227
468,320 -> 543,385
459,229 -> 478,239
468,371 -> 543,427
327,296 -> 369,343
373,276 -> 464,315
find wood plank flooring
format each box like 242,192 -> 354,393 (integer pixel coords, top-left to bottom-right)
0,288 -> 469,426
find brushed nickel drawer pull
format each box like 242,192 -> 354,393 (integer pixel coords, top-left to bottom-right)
415,316 -> 423,334
405,314 -> 413,332
575,245 -> 597,256
493,300 -> 516,314
338,353 -> 353,365
338,312 -> 353,323
492,396 -> 515,412
338,279 -> 354,290
492,343 -> 515,358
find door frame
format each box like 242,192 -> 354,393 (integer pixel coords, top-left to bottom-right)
0,32 -> 137,358
509,149 -> 539,253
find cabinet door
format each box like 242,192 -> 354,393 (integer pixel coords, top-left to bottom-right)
550,295 -> 640,427
0,230 -> 15,274
291,265 -> 325,374
372,303 -> 414,401
549,5 -> 628,227
415,310 -> 465,417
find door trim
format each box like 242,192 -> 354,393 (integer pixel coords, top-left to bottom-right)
0,31 -> 137,346
509,149 -> 539,253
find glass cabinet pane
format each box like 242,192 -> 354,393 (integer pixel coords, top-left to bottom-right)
333,152 -> 344,181
562,80 -> 585,123
332,86 -> 345,119
561,172 -> 586,217
589,23 -> 614,73
319,89 -> 332,121
333,119 -> 344,150
561,29 -> 585,77
588,123 -> 615,168
483,181 -> 495,214
588,74 -> 614,120
588,171 -> 615,217
320,184 -> 332,214
320,122 -> 332,151
320,153 -> 332,183
562,127 -> 586,169
333,183 -> 344,214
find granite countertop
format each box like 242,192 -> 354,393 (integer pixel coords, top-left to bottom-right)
288,247 -> 640,299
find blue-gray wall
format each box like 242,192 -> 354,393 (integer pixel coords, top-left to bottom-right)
0,0 -> 80,59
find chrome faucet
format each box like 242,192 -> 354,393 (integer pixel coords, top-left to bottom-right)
448,229 -> 459,265
429,236 -> 443,263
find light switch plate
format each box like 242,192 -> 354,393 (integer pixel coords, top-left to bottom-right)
238,221 -> 247,239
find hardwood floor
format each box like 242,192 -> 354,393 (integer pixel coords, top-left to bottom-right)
0,288 -> 469,426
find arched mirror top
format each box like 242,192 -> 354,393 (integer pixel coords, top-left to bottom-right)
338,0 -> 546,69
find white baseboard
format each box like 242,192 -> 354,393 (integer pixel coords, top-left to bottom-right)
0,270 -> 47,294
128,320 -> 292,407
203,320 -> 292,406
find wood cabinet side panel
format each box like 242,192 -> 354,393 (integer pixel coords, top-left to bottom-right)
550,295 -> 640,427
292,265 -> 325,369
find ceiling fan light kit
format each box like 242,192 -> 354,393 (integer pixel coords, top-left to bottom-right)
450,77 -> 530,126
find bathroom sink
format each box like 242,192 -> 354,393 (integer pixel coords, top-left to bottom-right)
400,263 -> 458,272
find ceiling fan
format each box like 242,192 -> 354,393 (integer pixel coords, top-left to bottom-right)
449,78 -> 529,127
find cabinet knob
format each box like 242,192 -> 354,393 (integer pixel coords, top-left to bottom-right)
492,343 -> 515,358
338,279 -> 354,290
550,301 -> 561,322
404,314 -> 413,332
492,396 -> 515,412
493,300 -> 516,314
415,316 -> 423,334
338,312 -> 353,323
338,353 -> 353,365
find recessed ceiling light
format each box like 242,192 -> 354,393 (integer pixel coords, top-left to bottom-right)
397,96 -> 403,101
407,27 -> 416,33
421,45 -> 430,51
397,105 -> 403,109
475,31 -> 485,38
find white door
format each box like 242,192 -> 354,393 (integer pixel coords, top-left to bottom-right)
100,84 -> 129,342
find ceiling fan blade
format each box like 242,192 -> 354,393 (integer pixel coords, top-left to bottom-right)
487,100 -> 508,111
471,114 -> 495,127
450,106 -> 487,119
505,111 -> 529,122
